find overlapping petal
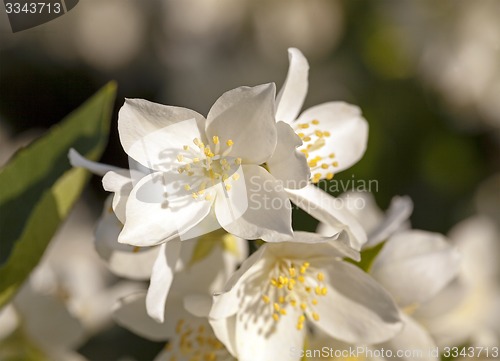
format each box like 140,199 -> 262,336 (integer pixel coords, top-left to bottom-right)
119,171 -> 212,246
206,84 -> 277,165
266,121 -> 310,189
315,261 -> 402,344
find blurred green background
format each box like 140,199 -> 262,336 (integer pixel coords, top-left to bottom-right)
1,0 -> 499,359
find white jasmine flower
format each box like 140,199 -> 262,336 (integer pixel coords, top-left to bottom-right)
274,48 -> 369,183
112,83 -> 309,246
415,216 -> 500,349
369,230 -> 461,361
0,275 -> 86,361
267,48 -> 371,250
210,232 -> 402,361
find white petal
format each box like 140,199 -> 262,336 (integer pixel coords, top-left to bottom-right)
287,184 -> 367,250
209,316 -> 238,357
377,313 -> 438,361
296,102 -> 368,175
364,195 -> 413,248
370,230 -> 461,307
449,216 -> 499,282
0,304 -> 18,341
235,292 -> 305,361
113,292 -> 174,341
118,99 -> 206,170
266,121 -> 310,189
276,47 -> 309,124
216,165 -> 293,242
210,247 -> 267,319
14,284 -> 85,350
265,232 -> 359,262
94,199 -> 159,280
119,172 -> 212,246
146,240 -> 182,323
102,171 -> 135,223
314,261 -> 402,344
206,84 -> 277,165
68,148 -> 121,176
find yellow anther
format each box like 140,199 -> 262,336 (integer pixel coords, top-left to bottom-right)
329,153 -> 335,158
321,163 -> 329,169
212,136 -> 219,144
299,315 -> 306,323
185,164 -> 192,171
132,246 -> 140,253
308,160 -> 318,167
312,312 -> 320,321
317,272 -> 325,281
280,309 -> 287,315
314,173 -> 322,179
274,303 -> 280,312
298,132 -> 305,138
262,295 -> 270,304
323,131 -> 331,137
298,276 -> 305,283
226,139 -> 234,146
289,267 -> 296,277
192,193 -> 199,199
225,184 -> 232,191
312,299 -> 318,305
321,287 -> 328,295
326,173 -> 334,180
272,313 -> 280,321
279,296 -> 285,304
303,136 -> 311,142
204,147 -> 214,157
183,145 -> 190,151
315,130 -> 323,137
290,299 -> 297,307
278,276 -> 287,285
178,168 -> 184,174
296,323 -> 304,330
193,157 -> 200,163
332,161 -> 339,167
222,173 -> 229,181
315,286 -> 322,295
205,194 -> 212,201
300,303 -> 307,311
312,119 -> 320,125
235,158 -> 242,165
271,278 -> 278,287
300,266 -> 306,275
232,173 -> 240,181
184,184 -> 191,191
177,154 -> 184,162
299,123 -> 310,129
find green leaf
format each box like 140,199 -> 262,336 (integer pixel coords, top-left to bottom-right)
0,82 -> 116,309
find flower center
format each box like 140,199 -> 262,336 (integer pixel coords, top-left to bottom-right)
295,119 -> 338,183
261,259 -> 328,330
165,319 -> 234,361
176,136 -> 242,201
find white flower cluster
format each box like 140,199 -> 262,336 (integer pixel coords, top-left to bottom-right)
48,48 -> 499,361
